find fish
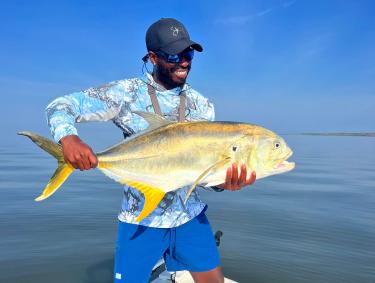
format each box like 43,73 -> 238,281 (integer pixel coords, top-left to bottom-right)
18,111 -> 295,222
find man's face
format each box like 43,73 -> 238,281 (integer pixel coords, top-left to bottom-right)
150,50 -> 193,89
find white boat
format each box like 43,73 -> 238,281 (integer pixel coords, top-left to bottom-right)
149,231 -> 238,283
150,260 -> 238,283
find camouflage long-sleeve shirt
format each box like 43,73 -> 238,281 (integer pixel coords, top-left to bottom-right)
46,73 -> 215,228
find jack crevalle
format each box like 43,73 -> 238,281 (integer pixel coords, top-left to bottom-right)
18,111 -> 295,222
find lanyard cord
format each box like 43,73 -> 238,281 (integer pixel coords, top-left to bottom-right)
147,84 -> 186,122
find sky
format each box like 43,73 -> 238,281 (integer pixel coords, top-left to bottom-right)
1,0 -> 374,146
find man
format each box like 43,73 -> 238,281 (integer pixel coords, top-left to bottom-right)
46,18 -> 256,283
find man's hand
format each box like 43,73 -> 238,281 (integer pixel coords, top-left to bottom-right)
217,163 -> 256,191
60,135 -> 98,171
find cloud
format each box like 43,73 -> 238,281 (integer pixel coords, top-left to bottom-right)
214,8 -> 274,25
299,33 -> 333,59
214,1 -> 296,26
282,0 -> 297,8
256,8 -> 274,17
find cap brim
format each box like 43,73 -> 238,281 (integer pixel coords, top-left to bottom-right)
161,39 -> 203,54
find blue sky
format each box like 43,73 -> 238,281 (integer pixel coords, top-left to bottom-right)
1,0 -> 374,146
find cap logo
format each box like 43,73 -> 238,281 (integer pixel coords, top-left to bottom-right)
170,26 -> 181,37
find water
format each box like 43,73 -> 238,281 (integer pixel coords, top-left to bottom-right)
1,135 -> 374,283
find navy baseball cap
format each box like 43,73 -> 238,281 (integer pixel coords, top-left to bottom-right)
145,18 -> 203,55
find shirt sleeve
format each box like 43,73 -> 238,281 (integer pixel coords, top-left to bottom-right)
45,81 -> 126,143
187,88 -> 215,122
202,98 -> 215,122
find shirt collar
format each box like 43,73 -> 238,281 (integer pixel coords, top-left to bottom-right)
144,72 -> 189,95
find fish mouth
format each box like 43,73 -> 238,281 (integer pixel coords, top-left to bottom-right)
274,160 -> 295,171
273,151 -> 295,172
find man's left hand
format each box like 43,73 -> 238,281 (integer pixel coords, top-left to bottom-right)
217,164 -> 256,191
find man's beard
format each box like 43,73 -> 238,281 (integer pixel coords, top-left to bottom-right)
155,64 -> 191,89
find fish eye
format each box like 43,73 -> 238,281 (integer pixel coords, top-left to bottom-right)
274,142 -> 281,149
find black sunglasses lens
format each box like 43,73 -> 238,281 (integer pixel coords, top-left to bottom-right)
156,50 -> 194,63
171,51 -> 194,63
182,51 -> 194,61
167,54 -> 180,63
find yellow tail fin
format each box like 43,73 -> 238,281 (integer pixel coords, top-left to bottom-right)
18,131 -> 74,201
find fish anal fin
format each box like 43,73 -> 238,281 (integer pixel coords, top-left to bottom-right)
125,180 -> 166,223
184,157 -> 231,205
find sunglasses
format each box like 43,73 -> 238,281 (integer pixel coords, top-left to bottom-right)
155,50 -> 194,63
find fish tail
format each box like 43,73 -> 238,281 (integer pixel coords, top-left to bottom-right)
17,131 -> 74,201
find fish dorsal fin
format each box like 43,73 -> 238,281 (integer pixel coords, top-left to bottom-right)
96,111 -> 173,155
124,180 -> 166,223
133,111 -> 173,132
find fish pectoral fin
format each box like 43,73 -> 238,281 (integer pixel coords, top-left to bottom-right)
184,157 -> 231,205
125,180 -> 166,223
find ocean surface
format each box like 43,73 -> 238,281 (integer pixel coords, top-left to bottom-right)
1,134 -> 374,283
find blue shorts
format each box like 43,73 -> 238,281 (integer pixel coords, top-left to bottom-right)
113,208 -> 221,283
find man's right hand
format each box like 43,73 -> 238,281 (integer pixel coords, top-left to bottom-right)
60,135 -> 98,171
